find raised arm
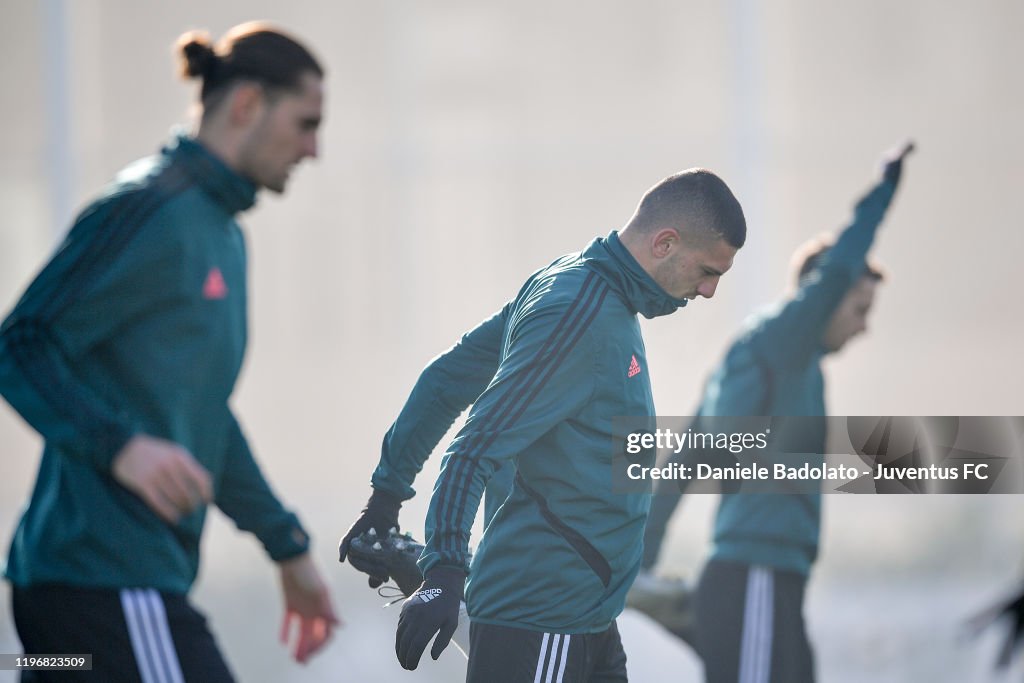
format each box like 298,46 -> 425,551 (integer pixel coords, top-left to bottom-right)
752,141 -> 913,369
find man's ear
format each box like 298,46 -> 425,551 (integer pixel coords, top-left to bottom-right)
226,82 -> 266,128
650,227 -> 681,259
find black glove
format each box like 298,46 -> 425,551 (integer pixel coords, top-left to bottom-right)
338,489 -> 402,588
965,584 -> 1024,669
395,566 -> 465,670
993,589 -> 1024,668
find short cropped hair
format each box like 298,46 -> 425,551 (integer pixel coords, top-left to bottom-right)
791,236 -> 886,286
176,22 -> 323,113
630,169 -> 746,248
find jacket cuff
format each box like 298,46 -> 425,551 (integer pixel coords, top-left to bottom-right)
262,512 -> 312,562
368,487 -> 403,514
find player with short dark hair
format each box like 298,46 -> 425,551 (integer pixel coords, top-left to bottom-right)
1,22 -> 337,682
340,168 -> 746,681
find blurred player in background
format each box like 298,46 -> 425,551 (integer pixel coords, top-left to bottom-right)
0,22 -> 338,682
631,142 -> 913,683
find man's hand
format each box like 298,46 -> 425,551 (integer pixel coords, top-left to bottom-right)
854,140 -> 915,223
111,434 -> 212,523
279,553 -> 341,664
881,139 -> 915,186
395,566 -> 465,670
338,489 -> 402,588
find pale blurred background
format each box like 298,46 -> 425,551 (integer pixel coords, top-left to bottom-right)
2,1 -> 1023,681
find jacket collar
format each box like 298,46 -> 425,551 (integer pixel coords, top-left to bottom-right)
162,131 -> 258,215
583,231 -> 689,319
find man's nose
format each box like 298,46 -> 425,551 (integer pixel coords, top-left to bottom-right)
304,134 -> 319,160
698,277 -> 720,299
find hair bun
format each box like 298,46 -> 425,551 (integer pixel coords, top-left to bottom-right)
177,31 -> 217,80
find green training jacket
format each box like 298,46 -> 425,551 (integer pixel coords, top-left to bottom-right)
373,231 -> 689,633
0,133 -> 309,593
705,173 -> 898,575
